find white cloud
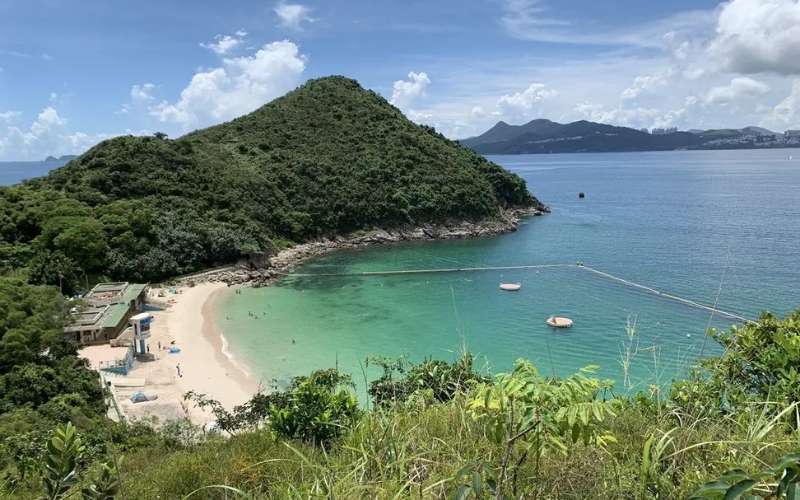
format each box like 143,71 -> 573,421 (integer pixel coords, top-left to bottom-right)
709,0 -> 800,75
500,0 -> 570,38
497,83 -> 557,119
499,0 -> 715,48
49,92 -> 58,102
274,2 -> 313,30
201,34 -> 244,55
704,77 -> 771,104
41,53 -> 53,61
0,49 -> 28,58
150,40 -> 306,129
31,107 -> 67,135
0,105 -> 151,161
0,107 -> 92,161
0,111 -> 20,122
620,72 -> 671,101
389,72 -> 430,112
760,79 -> 800,130
130,83 -> 156,100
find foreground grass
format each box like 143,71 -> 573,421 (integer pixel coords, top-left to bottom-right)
5,397 -> 796,500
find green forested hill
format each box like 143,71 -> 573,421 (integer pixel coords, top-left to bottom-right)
0,76 -> 544,291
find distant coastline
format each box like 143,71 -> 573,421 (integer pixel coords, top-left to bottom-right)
462,119 -> 800,155
43,154 -> 78,162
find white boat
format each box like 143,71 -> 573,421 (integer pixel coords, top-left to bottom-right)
547,316 -> 573,328
499,283 -> 521,291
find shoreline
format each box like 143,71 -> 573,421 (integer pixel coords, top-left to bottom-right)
122,209 -> 547,426
109,283 -> 260,427
199,285 -> 259,391
182,208 -> 545,287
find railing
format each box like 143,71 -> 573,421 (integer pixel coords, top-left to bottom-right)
98,344 -> 135,375
101,374 -> 127,424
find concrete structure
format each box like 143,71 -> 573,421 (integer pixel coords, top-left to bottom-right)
130,312 -> 153,355
64,282 -> 148,344
785,130 -> 800,139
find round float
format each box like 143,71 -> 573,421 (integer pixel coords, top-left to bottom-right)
546,316 -> 573,328
500,283 -> 521,291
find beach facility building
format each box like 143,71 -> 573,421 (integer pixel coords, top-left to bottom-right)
64,282 -> 148,344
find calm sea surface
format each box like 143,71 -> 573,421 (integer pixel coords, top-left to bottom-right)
0,160 -> 68,185
217,149 -> 800,395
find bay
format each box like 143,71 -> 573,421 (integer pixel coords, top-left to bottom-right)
218,149 -> 800,395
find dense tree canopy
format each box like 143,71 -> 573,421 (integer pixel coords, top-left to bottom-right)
1,76 -> 543,289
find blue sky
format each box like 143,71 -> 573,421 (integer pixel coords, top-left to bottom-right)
1,0 -> 799,160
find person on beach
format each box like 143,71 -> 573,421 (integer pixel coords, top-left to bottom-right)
177,364 -> 182,377
158,341 -> 161,350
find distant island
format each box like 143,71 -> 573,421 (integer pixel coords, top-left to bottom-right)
43,154 -> 78,162
461,119 -> 800,155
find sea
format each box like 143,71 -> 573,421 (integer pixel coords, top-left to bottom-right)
2,151 -> 798,396
0,160 -> 68,185
214,149 -> 800,396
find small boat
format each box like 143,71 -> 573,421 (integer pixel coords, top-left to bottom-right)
547,316 -> 573,328
499,283 -> 521,291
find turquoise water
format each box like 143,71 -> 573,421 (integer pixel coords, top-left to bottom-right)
218,150 -> 800,394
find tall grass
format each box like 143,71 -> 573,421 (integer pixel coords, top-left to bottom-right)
5,392 -> 797,500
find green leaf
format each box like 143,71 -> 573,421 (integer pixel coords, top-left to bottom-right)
641,434 -> 653,476
691,481 -> 732,498
778,468 -> 799,498
723,480 -> 757,500
719,470 -> 750,484
455,462 -> 476,480
454,485 -> 471,500
749,471 -> 776,481
787,482 -> 799,500
471,472 -> 482,495
592,401 -> 603,421
773,455 -> 800,475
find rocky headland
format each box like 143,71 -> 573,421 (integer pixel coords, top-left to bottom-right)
177,207 -> 546,288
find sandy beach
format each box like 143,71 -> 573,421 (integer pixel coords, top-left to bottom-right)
89,283 -> 261,427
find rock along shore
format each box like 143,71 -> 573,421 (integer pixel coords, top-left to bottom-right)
178,207 -> 546,288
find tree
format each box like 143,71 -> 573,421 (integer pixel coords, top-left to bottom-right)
678,311 -> 800,412
185,368 -> 361,446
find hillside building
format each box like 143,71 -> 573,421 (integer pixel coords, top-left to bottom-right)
63,282 -> 148,344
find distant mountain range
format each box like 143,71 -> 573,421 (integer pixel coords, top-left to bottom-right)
461,119 -> 796,155
44,154 -> 78,162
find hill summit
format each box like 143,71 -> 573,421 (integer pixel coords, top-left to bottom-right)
4,76 -> 546,287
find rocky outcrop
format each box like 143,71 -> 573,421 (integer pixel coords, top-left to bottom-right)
179,208 -> 546,287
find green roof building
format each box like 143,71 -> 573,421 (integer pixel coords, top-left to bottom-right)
64,282 -> 149,344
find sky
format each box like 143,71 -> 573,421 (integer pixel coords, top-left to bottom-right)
1,0 -> 799,160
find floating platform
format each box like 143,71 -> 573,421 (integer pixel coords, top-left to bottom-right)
547,316 -> 573,328
500,283 -> 521,291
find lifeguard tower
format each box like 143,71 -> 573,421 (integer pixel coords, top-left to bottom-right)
130,312 -> 153,355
